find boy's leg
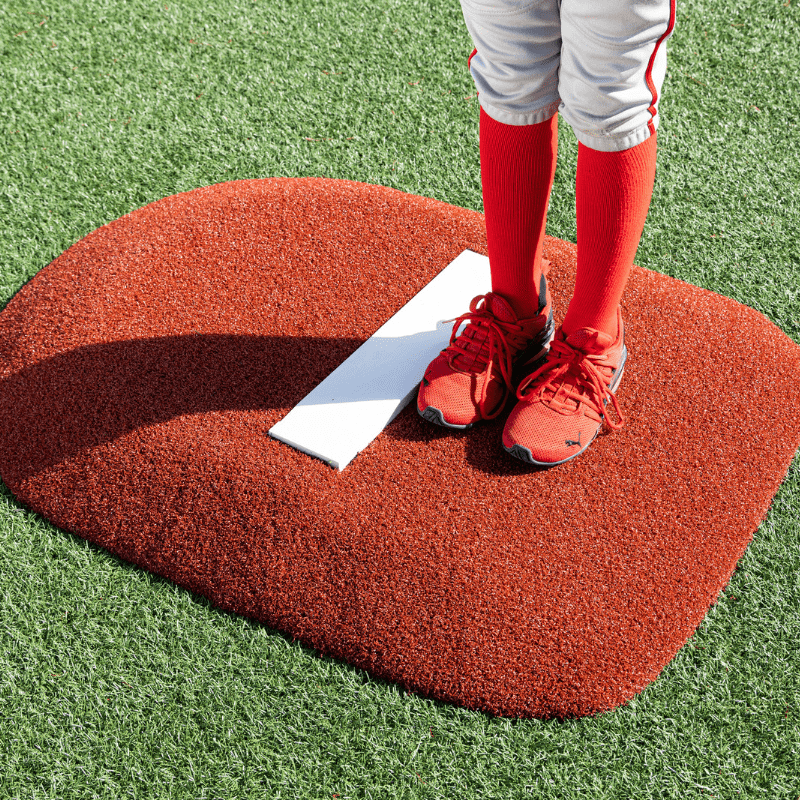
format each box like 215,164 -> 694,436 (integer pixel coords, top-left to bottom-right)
558,0 -> 676,338
480,106 -> 558,319
562,133 -> 657,339
503,0 -> 676,465
416,0 -> 562,428
463,1 -> 562,318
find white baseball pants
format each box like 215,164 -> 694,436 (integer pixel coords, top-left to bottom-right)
460,0 -> 677,151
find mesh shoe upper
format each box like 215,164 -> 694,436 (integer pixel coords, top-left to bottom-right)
417,264 -> 554,428
502,306 -> 626,464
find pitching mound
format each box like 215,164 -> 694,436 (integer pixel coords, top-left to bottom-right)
1,177 -> 799,718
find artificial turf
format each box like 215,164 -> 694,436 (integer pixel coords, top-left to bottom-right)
1,0 -> 799,797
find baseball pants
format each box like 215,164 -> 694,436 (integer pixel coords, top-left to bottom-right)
460,0 -> 677,152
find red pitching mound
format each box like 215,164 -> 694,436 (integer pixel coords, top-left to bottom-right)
1,177 -> 799,719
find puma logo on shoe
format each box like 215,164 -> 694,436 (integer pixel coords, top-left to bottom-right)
565,432 -> 582,448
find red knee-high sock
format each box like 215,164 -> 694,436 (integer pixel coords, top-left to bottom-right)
562,133 -> 658,339
480,106 -> 558,319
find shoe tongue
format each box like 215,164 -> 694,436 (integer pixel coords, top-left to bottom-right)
564,326 -> 614,355
451,293 -> 517,372
544,326 -> 613,411
483,292 -> 517,323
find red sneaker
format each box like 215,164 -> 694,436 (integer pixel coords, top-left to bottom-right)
502,305 -> 627,465
417,266 -> 554,429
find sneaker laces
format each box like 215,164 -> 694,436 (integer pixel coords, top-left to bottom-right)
444,294 -> 533,420
516,337 -> 625,430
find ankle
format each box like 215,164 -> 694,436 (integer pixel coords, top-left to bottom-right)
505,294 -> 542,320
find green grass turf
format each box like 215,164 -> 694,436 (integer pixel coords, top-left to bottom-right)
1,0 -> 799,796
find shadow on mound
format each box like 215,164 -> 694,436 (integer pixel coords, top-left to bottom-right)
0,333 -> 362,480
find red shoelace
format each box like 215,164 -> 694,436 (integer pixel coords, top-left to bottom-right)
444,294 -> 534,420
516,337 -> 626,430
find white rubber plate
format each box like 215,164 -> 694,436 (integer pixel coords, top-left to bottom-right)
268,249 -> 491,469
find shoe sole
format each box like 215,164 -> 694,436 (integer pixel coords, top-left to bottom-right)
418,405 -> 474,430
504,345 -> 627,467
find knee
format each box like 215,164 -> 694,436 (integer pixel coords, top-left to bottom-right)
558,0 -> 675,151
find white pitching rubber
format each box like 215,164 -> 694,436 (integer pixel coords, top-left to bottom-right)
268,249 -> 491,470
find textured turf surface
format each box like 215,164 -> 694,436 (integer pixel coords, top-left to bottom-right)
2,177 -> 798,719
3,0 -> 800,794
